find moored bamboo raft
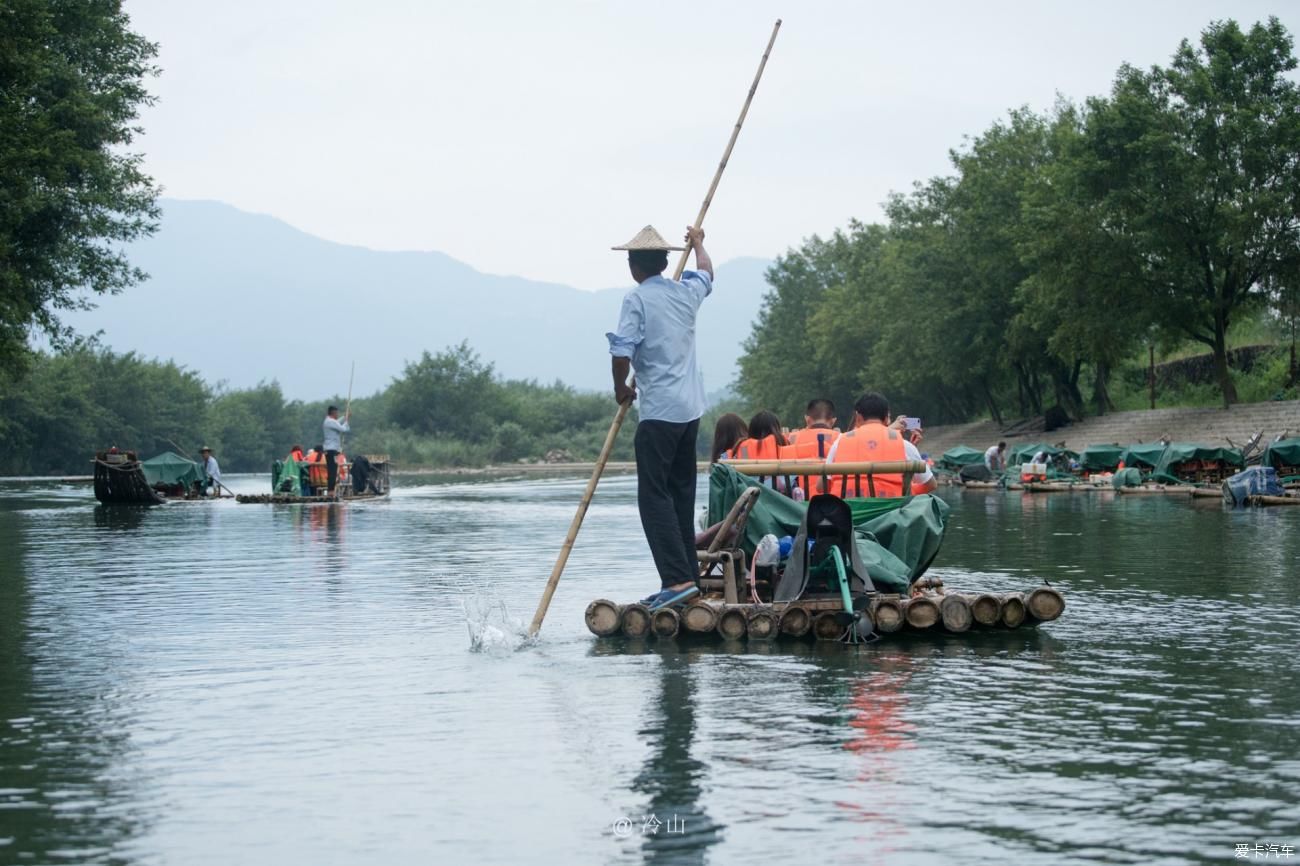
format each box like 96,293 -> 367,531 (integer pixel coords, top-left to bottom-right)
1244,493 -> 1300,506
235,491 -> 389,504
1115,484 -> 1194,496
585,588 -> 1065,641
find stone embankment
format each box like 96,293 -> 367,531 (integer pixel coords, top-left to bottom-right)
920,400 -> 1300,457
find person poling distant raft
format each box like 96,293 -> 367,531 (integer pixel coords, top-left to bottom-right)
608,225 -> 714,611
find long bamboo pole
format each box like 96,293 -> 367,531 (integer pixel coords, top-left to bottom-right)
528,19 -> 782,637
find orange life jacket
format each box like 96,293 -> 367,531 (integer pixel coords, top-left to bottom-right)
728,435 -> 783,461
823,421 -> 909,498
307,450 -> 329,486
288,449 -> 305,463
337,453 -> 349,480
783,426 -> 841,460
776,427 -> 840,496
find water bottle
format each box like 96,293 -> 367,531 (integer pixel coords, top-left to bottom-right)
755,534 -> 780,567
791,485 -> 806,502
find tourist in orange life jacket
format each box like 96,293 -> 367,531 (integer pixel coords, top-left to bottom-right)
307,443 -> 329,490
287,444 -> 305,463
709,412 -> 748,463
824,393 -> 937,497
730,410 -> 788,460
783,398 -> 841,459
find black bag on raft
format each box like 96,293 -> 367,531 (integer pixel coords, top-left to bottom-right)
959,464 -> 993,483
350,455 -> 372,494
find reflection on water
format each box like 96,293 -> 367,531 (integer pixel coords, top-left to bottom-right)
0,475 -> 1298,865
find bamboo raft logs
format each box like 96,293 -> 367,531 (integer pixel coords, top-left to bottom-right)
1244,494 -> 1300,507
235,492 -> 388,504
584,586 -> 1065,641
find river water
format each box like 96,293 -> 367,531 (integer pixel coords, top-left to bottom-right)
0,474 -> 1297,865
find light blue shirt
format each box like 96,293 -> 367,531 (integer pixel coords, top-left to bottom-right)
606,270 -> 712,423
323,416 -> 350,451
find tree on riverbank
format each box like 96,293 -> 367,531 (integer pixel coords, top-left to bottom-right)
737,18 -> 1300,419
0,1 -> 160,377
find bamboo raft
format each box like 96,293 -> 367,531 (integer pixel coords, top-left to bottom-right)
585,586 -> 1065,641
235,491 -> 389,504
1244,494 -> 1300,507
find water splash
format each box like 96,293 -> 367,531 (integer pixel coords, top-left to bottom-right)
463,593 -> 533,653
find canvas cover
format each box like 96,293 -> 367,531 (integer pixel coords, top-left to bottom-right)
1118,443 -> 1169,471
938,445 -> 985,471
1223,466 -> 1283,506
1080,444 -> 1125,472
1111,467 -> 1144,489
1152,443 -> 1244,482
707,463 -> 949,593
1263,438 -> 1300,478
272,458 -> 305,493
141,451 -> 205,487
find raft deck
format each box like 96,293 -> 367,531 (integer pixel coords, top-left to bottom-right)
586,586 -> 1065,642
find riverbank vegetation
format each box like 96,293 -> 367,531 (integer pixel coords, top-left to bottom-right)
0,342 -> 634,476
737,18 -> 1300,422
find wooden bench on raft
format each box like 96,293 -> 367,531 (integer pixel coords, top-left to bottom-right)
696,460 -> 930,604
720,458 -> 929,498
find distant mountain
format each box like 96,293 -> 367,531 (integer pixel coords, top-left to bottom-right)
65,199 -> 773,400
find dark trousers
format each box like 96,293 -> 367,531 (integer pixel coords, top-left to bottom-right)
634,418 -> 700,589
326,449 -> 340,493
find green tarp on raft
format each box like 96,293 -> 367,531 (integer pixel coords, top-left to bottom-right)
707,463 -> 949,594
1118,442 -> 1169,471
1080,444 -> 1125,472
1152,443 -> 1243,482
1263,438 -> 1300,473
938,445 -> 985,471
141,451 -> 205,487
273,458 -> 305,493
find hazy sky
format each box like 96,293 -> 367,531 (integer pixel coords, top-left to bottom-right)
124,0 -> 1299,289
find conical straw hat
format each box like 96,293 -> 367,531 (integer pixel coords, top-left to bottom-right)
612,225 -> 685,251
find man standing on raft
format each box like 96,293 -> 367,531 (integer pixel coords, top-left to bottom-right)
607,225 -> 713,610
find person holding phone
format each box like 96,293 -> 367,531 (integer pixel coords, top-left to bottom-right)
823,393 -> 937,496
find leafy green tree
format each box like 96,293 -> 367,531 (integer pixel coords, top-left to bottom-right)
737,231 -> 859,420
1077,17 -> 1300,406
0,1 -> 160,375
387,342 -> 502,439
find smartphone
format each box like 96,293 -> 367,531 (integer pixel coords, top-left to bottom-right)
904,416 -> 921,431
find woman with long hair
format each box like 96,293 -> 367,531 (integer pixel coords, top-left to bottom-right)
709,412 -> 749,463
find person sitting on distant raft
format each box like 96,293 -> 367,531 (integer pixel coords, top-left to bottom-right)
709,412 -> 748,463
606,224 -> 713,612
306,443 -> 328,493
823,393 -> 936,497
783,398 -> 840,459
287,444 -> 305,463
985,441 -> 1007,472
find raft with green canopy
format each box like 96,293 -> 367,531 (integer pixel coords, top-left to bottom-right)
1080,444 -> 1125,473
938,445 -> 985,471
140,451 -> 206,489
1262,438 -> 1300,483
1151,443 -> 1244,485
1118,443 -> 1169,472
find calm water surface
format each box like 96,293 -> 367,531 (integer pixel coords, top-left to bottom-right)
1,474 -> 1297,865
